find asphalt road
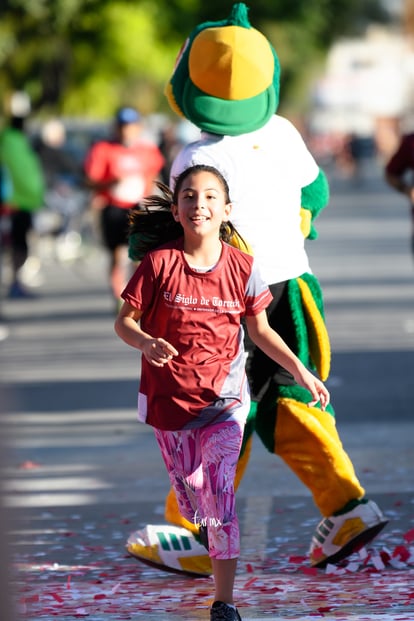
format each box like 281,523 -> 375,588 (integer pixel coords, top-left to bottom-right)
0,159 -> 413,620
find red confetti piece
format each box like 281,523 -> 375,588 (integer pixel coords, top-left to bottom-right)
289,555 -> 307,563
244,577 -> 258,588
245,563 -> 254,573
300,566 -> 318,576
48,592 -> 64,603
93,593 -> 107,600
404,528 -> 414,543
265,587 -> 284,594
311,546 -> 324,560
380,550 -> 391,564
393,545 -> 411,562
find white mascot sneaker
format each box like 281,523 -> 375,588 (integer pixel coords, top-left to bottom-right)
127,524 -> 212,576
309,499 -> 388,567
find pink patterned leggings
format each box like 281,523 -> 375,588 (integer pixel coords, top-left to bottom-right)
154,420 -> 245,559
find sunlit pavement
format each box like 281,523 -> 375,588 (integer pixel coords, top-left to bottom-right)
1,160 -> 414,620
8,493 -> 414,620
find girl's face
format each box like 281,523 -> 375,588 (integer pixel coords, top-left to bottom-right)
172,170 -> 232,238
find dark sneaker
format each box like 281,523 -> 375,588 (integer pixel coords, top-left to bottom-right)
210,601 -> 242,621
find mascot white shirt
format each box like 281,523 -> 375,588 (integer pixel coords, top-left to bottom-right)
171,114 -> 318,284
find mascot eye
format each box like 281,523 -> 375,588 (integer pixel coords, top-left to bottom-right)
173,37 -> 190,71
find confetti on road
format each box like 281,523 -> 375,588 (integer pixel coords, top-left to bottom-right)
13,519 -> 414,620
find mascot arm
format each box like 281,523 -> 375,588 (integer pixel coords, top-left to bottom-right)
301,168 -> 330,240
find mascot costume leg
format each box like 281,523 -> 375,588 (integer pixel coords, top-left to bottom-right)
126,2 -> 387,575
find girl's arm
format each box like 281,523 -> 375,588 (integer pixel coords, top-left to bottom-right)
245,310 -> 330,410
114,302 -> 178,367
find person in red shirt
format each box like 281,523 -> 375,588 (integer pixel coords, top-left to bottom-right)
115,164 -> 329,621
84,107 -> 164,304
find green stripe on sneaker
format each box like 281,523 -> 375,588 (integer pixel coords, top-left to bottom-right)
320,518 -> 334,532
170,533 -> 181,551
314,519 -> 334,544
157,531 -> 170,551
314,531 -> 326,545
181,536 -> 192,551
319,523 -> 331,537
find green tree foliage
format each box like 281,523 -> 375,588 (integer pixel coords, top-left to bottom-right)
0,0 -> 183,119
0,0 -> 391,120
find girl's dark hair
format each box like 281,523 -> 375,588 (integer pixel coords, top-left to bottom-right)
128,181 -> 182,261
128,164 -> 248,261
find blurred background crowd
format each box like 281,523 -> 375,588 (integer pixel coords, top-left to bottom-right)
2,0 -> 414,303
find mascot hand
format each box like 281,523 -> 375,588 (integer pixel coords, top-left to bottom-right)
300,207 -> 312,238
301,168 -> 330,239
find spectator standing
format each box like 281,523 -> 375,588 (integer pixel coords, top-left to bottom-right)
0,103 -> 45,299
84,107 -> 165,305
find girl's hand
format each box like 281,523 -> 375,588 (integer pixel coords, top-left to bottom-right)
307,378 -> 330,411
295,369 -> 330,411
142,337 -> 178,367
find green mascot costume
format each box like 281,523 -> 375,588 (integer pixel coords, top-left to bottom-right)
127,2 -> 387,575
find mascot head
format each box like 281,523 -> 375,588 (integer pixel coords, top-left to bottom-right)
165,2 -> 280,136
